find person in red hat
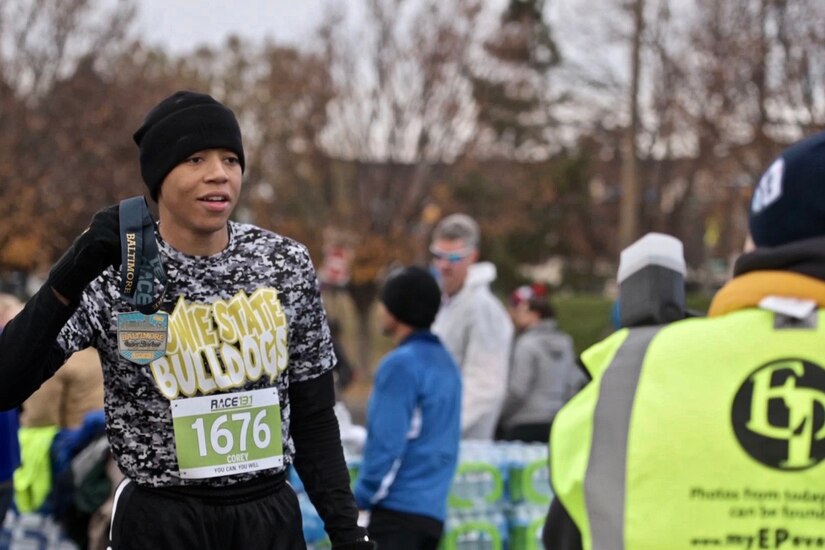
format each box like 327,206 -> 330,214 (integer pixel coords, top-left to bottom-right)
498,284 -> 585,443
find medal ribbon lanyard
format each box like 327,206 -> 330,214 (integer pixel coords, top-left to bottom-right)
118,196 -> 168,314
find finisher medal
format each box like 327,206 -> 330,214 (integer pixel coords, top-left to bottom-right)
116,196 -> 169,365
117,311 -> 169,365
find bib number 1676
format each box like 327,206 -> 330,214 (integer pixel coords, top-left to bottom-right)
171,388 -> 283,479
190,409 -> 271,456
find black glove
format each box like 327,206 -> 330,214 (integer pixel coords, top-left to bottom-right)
331,540 -> 377,550
47,204 -> 121,303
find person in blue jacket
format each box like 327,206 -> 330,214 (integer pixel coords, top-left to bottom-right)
354,266 -> 462,550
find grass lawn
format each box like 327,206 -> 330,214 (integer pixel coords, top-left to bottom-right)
555,293 -> 714,355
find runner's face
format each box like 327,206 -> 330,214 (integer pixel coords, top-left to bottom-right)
157,148 -> 242,253
430,238 -> 477,297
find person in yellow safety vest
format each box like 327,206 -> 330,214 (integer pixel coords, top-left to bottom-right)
544,130 -> 825,550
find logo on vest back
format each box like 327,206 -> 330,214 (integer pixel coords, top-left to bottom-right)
732,359 -> 825,470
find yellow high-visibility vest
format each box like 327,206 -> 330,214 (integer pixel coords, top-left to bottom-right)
551,309 -> 825,549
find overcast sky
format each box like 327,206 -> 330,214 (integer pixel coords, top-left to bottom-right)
129,0 -> 631,92
130,0 -> 627,63
133,0 -> 328,53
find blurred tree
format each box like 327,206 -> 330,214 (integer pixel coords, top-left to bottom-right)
557,0 -> 825,281
308,0 -> 574,369
469,0 -> 562,160
0,0 -> 140,271
286,0 -> 492,369
6,0 -> 825,368
439,146 -> 610,293
0,0 -> 240,274
638,0 -> 825,267
617,0 -> 644,249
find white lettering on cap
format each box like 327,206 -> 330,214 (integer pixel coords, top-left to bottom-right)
751,158 -> 784,213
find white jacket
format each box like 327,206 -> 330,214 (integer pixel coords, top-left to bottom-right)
432,262 -> 514,439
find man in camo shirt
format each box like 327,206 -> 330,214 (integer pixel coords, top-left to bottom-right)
0,91 -> 374,550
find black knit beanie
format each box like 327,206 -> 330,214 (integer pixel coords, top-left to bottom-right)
133,91 -> 245,200
749,130 -> 825,247
381,266 -> 442,329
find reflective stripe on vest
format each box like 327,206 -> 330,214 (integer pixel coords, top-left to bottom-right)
584,325 -> 662,550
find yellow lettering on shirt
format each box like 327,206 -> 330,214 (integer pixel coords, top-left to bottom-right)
151,289 -> 289,399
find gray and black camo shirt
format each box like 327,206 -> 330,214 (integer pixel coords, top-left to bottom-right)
57,221 -> 335,487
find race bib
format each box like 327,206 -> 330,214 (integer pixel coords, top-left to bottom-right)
171,387 -> 283,479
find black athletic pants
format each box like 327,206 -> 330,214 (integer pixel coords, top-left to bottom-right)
501,422 -> 552,443
367,506 -> 443,550
108,473 -> 305,550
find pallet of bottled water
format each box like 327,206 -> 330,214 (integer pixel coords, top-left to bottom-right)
507,503 -> 547,550
291,441 -> 551,549
440,441 -> 551,550
0,512 -> 78,550
503,443 -> 552,506
442,505 -> 509,550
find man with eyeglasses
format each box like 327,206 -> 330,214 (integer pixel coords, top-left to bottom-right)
429,213 -> 514,440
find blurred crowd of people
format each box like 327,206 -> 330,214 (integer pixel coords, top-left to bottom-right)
0,202 -> 586,550
1,293 -> 116,550
1,89 -> 824,550
320,128 -> 825,549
